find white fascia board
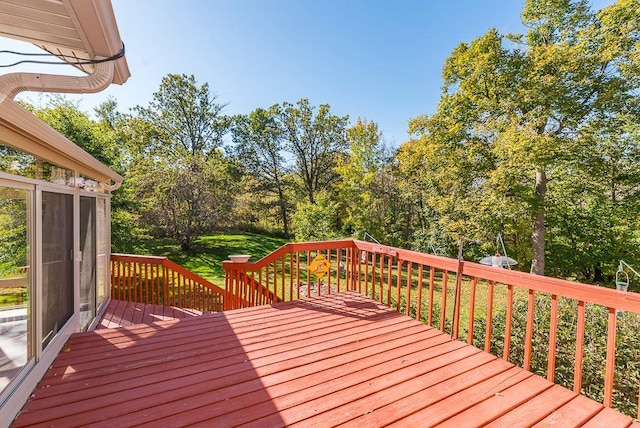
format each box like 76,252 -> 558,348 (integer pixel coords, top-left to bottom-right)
0,98 -> 123,186
65,0 -> 130,85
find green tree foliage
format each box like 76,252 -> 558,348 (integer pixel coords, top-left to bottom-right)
278,99 -> 349,204
335,119 -> 388,240
0,189 -> 27,277
291,191 -> 341,241
132,74 -> 235,250
405,0 -> 640,275
232,107 -> 293,237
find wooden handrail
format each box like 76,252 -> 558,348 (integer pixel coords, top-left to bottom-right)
111,254 -> 226,312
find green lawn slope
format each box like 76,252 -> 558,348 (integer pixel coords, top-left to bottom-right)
125,231 -> 288,285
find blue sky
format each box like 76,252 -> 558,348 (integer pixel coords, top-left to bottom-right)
9,0 -> 613,146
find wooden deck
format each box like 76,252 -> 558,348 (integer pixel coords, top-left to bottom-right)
12,292 -> 638,427
96,299 -> 208,329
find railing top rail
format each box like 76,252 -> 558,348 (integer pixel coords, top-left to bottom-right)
161,258 -> 226,295
221,238 -> 640,314
111,253 -> 167,262
222,239 -> 356,271
353,239 -> 640,313
462,262 -> 640,312
353,240 -> 459,271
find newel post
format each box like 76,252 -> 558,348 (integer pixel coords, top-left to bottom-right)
222,261 -> 234,311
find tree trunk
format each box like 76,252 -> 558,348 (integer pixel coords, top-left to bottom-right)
530,169 -> 546,275
594,262 -> 603,282
277,185 -> 290,238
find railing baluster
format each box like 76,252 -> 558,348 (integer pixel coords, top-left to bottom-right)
380,256 -> 393,307
416,264 -> 423,321
396,258 -> 401,311
485,280 -> 494,353
379,254 -> 384,303
296,252 -> 301,300
266,264 -> 271,299
163,264 -> 169,306
125,261 -> 131,302
604,307 -> 617,407
143,262 -> 147,304
573,301 -> 585,394
376,253 -> 380,301
290,251 -> 294,300
453,267 -> 462,339
524,289 -> 536,371
428,266 -> 435,326
306,251 -> 311,295
440,270 -> 448,332
337,248 -> 341,292
503,284 -> 513,360
356,249 -> 362,294
326,249 -> 331,295
547,294 -> 558,381
281,256 -> 285,299
406,262 -> 412,316
468,276 -> 478,345
364,252 -> 369,298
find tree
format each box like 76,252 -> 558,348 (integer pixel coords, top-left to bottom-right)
335,118 -> 388,240
232,107 -> 292,236
278,99 -> 349,204
133,74 -> 234,250
408,0 -> 640,274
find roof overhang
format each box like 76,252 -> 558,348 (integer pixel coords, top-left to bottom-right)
0,0 -> 130,84
0,0 -> 130,189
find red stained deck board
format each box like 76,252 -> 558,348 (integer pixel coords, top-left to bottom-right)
486,384 -> 579,427
28,314 -> 421,413
46,300 -> 401,380
436,371 -> 555,427
96,299 -> 206,330
133,333 -> 469,427
533,394 -> 605,427
255,349 -> 499,428
385,366 -> 533,427
16,302 -> 413,425
582,407 -> 635,428
11,292 -> 634,428
37,312 -> 410,400
32,319 -> 441,427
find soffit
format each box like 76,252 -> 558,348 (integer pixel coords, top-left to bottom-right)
0,0 -> 130,84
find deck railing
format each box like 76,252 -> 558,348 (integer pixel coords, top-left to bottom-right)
222,239 -> 640,417
110,254 -> 226,312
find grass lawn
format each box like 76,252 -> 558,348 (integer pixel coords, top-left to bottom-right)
125,231 -> 288,285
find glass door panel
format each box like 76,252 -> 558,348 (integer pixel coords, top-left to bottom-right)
0,186 -> 32,394
41,192 -> 73,348
79,197 -> 96,331
96,198 -> 107,306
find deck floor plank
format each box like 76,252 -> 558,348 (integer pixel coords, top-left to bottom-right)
27,316 -> 425,413
436,371 -> 555,427
485,384 -> 578,427
11,292 -> 634,428
533,394 -> 605,427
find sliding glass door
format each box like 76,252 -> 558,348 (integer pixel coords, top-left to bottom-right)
41,192 -> 73,348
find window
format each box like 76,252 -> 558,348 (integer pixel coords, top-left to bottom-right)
0,186 -> 32,394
